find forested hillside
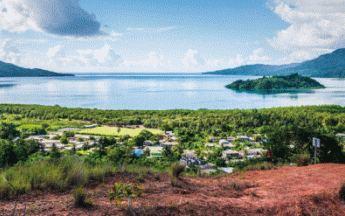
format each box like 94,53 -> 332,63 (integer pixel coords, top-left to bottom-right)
0,61 -> 74,77
205,48 -> 345,78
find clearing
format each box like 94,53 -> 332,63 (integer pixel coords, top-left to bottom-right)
77,126 -> 165,137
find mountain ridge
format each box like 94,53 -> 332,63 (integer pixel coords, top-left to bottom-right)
0,61 -> 74,77
204,48 -> 345,78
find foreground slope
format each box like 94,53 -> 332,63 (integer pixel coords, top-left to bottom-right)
0,61 -> 74,77
1,164 -> 345,215
205,48 -> 345,78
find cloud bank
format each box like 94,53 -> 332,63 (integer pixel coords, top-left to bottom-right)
0,0 -> 103,37
270,0 -> 345,50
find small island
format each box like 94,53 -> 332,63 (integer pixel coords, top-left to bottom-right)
226,73 -> 325,92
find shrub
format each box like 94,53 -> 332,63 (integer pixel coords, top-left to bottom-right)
52,135 -> 61,140
109,182 -> 143,215
60,137 -> 69,144
291,153 -> 311,166
339,182 -> 345,201
171,163 -> 185,178
153,173 -> 161,181
73,187 -> 92,208
170,177 -> 182,188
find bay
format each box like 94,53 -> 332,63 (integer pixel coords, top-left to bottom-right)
0,73 -> 344,110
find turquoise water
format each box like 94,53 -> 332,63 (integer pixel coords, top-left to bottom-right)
0,73 -> 345,110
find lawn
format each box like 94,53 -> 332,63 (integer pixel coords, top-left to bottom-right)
77,127 -> 164,137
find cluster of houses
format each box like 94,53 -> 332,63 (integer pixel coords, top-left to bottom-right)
25,134 -> 99,152
207,135 -> 267,161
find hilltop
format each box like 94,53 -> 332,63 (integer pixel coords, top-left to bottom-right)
1,164 -> 345,215
226,73 -> 325,92
205,48 -> 345,78
0,61 -> 74,77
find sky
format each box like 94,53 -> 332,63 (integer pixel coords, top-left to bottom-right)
0,0 -> 344,73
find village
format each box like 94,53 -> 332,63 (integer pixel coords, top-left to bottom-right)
22,123 -> 272,174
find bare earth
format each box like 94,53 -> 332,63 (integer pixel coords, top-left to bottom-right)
1,163 -> 345,215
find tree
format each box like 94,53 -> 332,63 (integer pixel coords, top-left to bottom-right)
60,137 -> 69,144
50,143 -> 61,159
109,182 -> 143,216
0,122 -> 19,140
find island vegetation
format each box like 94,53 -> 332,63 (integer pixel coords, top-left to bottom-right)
226,73 -> 325,92
0,104 -> 344,214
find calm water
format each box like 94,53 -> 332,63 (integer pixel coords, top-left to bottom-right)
0,73 -> 345,110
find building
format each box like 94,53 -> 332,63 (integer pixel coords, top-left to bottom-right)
82,124 -> 98,128
143,140 -> 152,146
182,150 -> 197,158
161,141 -> 179,147
166,131 -> 174,136
209,136 -> 221,141
227,136 -> 236,142
222,150 -> 240,159
237,135 -> 249,141
219,139 -> 229,145
144,146 -> 164,158
223,143 -> 236,149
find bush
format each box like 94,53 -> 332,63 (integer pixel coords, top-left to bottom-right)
52,135 -> 61,140
171,163 -> 185,178
291,153 -> 311,166
339,182 -> 345,201
60,137 -> 69,144
73,187 -> 92,208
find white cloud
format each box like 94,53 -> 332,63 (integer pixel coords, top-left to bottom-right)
0,39 -> 21,64
47,45 -> 65,59
77,44 -> 122,67
182,49 -> 205,68
206,59 -> 223,67
0,0 -> 103,37
123,52 -> 165,69
269,0 -> 345,50
248,48 -> 271,64
228,54 -> 246,68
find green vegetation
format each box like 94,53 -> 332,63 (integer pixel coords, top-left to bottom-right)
78,127 -> 164,137
0,60 -> 74,77
226,73 -> 325,92
73,187 -> 92,208
204,48 -> 345,78
0,104 -> 345,199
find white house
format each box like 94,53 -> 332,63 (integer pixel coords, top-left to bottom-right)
237,135 -> 249,141
219,139 -> 229,145
222,150 -> 240,159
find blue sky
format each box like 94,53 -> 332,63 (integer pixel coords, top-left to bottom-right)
0,0 -> 344,72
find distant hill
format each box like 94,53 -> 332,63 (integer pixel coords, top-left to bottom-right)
226,73 -> 325,93
204,48 -> 345,78
0,61 -> 74,77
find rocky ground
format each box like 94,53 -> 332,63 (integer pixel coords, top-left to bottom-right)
1,163 -> 345,215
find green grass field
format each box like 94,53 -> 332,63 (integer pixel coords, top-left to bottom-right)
77,127 -> 164,137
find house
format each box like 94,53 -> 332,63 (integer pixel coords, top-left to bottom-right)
336,134 -> 345,139
223,143 -> 236,149
219,139 -> 229,145
205,143 -> 220,148
180,157 -> 205,167
143,140 -> 152,146
237,135 -> 249,141
161,141 -> 179,147
209,136 -> 221,141
227,136 -> 236,142
222,150 -> 240,159
218,167 -> 233,174
182,150 -> 197,158
58,127 -> 79,132
166,131 -> 174,136
82,124 -> 98,128
144,146 -> 164,158
205,143 -> 215,147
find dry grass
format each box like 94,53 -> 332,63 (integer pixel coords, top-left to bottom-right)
1,163 -> 345,215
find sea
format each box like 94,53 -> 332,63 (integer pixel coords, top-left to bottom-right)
1,73 -> 345,110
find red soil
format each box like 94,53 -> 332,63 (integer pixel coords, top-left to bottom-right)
1,163 -> 345,215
